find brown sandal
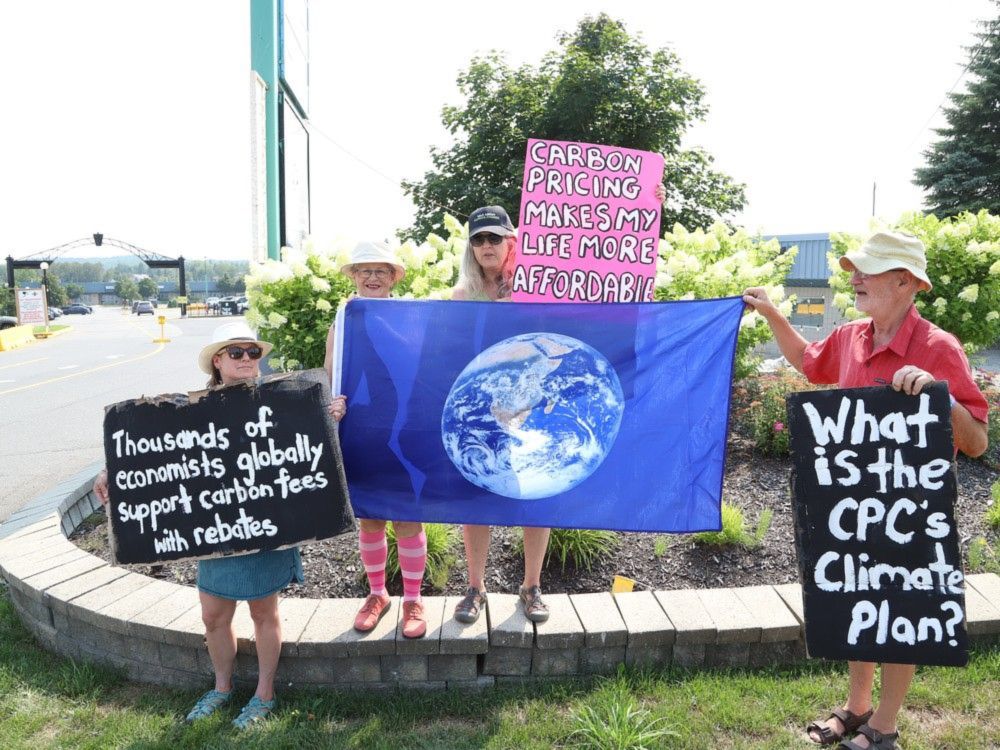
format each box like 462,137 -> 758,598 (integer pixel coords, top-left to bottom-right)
806,708 -> 873,745
838,723 -> 899,750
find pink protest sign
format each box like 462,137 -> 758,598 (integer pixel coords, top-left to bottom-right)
512,138 -> 665,303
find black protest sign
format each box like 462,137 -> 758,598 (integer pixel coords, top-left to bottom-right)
512,138 -> 665,303
787,382 -> 966,667
103,372 -> 354,564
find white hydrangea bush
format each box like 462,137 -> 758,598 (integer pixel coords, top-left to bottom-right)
654,223 -> 797,379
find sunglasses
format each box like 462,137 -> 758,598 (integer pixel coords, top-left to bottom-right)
355,268 -> 391,279
219,345 -> 263,361
471,233 -> 505,247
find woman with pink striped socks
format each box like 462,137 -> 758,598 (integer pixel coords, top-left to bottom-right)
324,241 -> 428,638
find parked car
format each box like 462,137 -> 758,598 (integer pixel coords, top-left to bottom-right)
132,300 -> 140,313
219,296 -> 241,315
48,307 -> 63,320
135,301 -> 155,316
206,297 -> 221,311
62,304 -> 92,315
236,296 -> 249,314
0,316 -> 17,330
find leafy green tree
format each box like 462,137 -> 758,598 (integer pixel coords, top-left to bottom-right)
49,261 -> 105,283
216,273 -> 246,295
137,278 -> 159,300
44,274 -> 68,307
914,7 -> 1000,216
64,283 -> 85,301
402,14 -> 745,239
0,286 -> 13,316
114,278 -> 139,302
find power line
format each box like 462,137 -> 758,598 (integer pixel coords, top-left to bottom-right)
902,17 -> 1000,155
304,120 -> 469,221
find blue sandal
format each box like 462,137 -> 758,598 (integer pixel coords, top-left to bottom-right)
185,689 -> 232,722
232,695 -> 276,729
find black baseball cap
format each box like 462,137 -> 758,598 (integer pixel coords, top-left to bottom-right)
468,205 -> 515,237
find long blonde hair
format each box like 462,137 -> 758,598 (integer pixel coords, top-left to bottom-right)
456,235 -> 517,300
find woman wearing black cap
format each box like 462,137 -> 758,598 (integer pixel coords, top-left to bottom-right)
450,205 -> 552,625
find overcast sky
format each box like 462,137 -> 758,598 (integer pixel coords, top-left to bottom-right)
2,1 -> 994,261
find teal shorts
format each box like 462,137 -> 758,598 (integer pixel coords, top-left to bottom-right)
197,547 -> 304,601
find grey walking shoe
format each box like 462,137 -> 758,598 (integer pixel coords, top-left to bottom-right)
519,585 -> 549,623
453,586 -> 486,624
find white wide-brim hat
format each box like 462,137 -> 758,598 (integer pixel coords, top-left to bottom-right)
339,240 -> 405,283
839,231 -> 933,292
197,321 -> 273,374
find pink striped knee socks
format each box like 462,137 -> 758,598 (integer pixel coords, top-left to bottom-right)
397,531 -> 427,602
359,528 -> 388,596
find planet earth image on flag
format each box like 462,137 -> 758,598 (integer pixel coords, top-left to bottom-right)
441,332 -> 624,499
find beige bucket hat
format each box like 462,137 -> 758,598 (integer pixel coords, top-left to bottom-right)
838,231 -> 933,292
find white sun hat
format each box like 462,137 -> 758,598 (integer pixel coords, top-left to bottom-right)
339,240 -> 405,283
197,321 -> 273,374
838,231 -> 933,292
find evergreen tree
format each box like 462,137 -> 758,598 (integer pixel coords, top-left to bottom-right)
914,6 -> 1000,216
402,14 -> 745,238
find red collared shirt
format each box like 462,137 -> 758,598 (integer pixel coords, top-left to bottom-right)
802,304 -> 989,424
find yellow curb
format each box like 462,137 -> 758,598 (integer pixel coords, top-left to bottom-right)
0,325 -> 36,352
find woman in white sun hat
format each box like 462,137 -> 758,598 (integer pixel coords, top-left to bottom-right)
96,321 -> 300,729
323,241 -> 430,639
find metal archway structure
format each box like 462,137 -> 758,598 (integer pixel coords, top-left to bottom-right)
5,233 -> 189,315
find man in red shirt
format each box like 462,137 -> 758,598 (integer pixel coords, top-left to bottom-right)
743,230 -> 988,750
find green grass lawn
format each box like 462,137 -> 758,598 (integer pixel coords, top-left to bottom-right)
1,584 -> 997,749
31,324 -> 69,335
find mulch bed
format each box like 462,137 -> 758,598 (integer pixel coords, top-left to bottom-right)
71,375 -> 1000,600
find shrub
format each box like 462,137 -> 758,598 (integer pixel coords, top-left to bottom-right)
986,481 -> 1000,530
654,223 -> 797,380
250,217 -> 796,376
567,680 -> 676,749
382,522 -> 460,591
968,537 -> 1000,575
517,527 -> 618,571
693,503 -> 772,549
652,536 -> 668,557
745,370 -> 815,456
828,211 -> 1000,353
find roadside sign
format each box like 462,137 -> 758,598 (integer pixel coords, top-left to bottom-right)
15,288 -> 47,326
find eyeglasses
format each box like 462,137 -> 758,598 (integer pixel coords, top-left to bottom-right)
851,268 -> 906,281
355,268 -> 390,279
219,345 -> 263,361
471,233 -> 505,247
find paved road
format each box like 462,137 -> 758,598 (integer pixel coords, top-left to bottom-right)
0,308 -> 235,520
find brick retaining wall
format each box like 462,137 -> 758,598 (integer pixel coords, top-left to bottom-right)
2,461 -> 999,691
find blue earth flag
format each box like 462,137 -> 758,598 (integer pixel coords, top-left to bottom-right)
338,297 -> 743,532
